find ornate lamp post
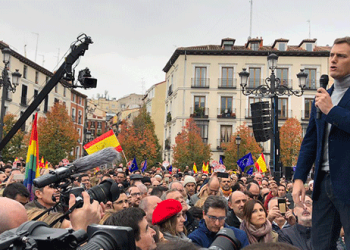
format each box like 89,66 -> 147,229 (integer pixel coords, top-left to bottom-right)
239,54 -> 308,181
235,134 -> 241,160
0,48 -> 21,159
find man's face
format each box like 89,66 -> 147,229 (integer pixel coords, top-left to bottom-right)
330,42 -> 350,80
248,183 -> 260,200
4,168 -> 11,177
166,191 -> 187,212
36,185 -> 58,208
208,179 -> 220,196
171,182 -> 186,198
262,180 -> 268,188
113,193 -> 129,212
203,207 -> 226,233
136,217 -> 156,250
221,178 -> 231,191
185,182 -> 196,196
278,186 -> 286,198
241,177 -> 247,184
144,196 -> 162,225
15,194 -> 29,206
268,180 -> 278,196
269,199 -> 285,224
116,173 -> 125,183
0,173 -> 6,182
254,174 -> 262,184
81,176 -> 91,189
294,196 -> 313,224
287,183 -> 293,192
129,187 -> 142,207
230,192 -> 247,218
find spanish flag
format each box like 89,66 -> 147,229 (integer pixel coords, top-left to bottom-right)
39,156 -> 45,168
193,162 -> 197,173
23,113 -> 39,201
84,130 -> 122,155
255,153 -> 267,173
202,161 -> 209,174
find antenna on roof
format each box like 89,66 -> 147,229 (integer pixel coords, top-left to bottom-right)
249,0 -> 253,38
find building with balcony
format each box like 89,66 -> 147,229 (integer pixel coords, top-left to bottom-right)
162,37 -> 331,163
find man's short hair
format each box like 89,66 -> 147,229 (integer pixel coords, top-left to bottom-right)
278,184 -> 286,190
103,207 -> 145,241
247,181 -> 259,191
78,173 -> 89,182
203,196 -> 228,215
334,37 -> 350,46
3,183 -> 30,199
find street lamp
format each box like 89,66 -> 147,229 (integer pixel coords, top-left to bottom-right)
239,54 -> 307,181
0,48 -> 21,159
235,134 -> 241,160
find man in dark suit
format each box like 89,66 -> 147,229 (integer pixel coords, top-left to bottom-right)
293,37 -> 350,250
225,191 -> 247,228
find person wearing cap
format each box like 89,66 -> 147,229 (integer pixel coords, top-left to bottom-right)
142,177 -> 152,187
184,176 -> 197,203
152,199 -> 191,242
130,174 -> 143,186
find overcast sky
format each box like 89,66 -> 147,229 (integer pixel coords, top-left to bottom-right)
1,0 -> 348,99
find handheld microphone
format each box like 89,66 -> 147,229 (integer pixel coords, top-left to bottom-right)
316,74 -> 329,119
33,147 -> 121,188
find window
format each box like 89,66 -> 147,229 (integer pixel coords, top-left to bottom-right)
221,97 -> 233,115
23,65 -> 27,79
251,43 -> 259,51
221,67 -> 234,87
55,85 -> 58,93
54,98 -> 59,104
35,71 -> 39,84
196,121 -> 209,143
79,96 -> 81,105
220,125 -> 232,143
72,108 -> 76,122
279,43 -> 286,51
248,97 -> 262,117
304,98 -> 313,119
20,112 -> 25,131
78,110 -> 82,124
46,76 -> 49,84
249,68 -> 261,88
193,96 -> 206,117
63,87 -> 66,97
72,94 -> 75,102
97,122 -> 102,128
44,96 -> 49,113
305,68 -> 316,89
194,67 -> 207,87
278,98 -> 288,119
91,121 -> 95,128
306,43 -> 313,52
277,68 -> 289,86
21,85 -> 27,106
77,128 -> 81,143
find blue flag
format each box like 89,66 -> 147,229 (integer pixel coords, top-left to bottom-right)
293,166 -> 296,172
219,156 -> 224,165
247,167 -> 253,175
130,157 -> 139,172
142,159 -> 147,172
168,165 -> 172,173
237,153 -> 254,172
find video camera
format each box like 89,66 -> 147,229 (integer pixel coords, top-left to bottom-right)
208,228 -> 241,250
0,221 -> 136,250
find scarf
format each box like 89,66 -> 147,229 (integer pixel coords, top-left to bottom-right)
221,189 -> 232,197
240,219 -> 273,244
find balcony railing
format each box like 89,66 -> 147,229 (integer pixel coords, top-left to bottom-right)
217,108 -> 236,119
190,107 -> 209,118
164,138 -> 171,150
247,79 -> 265,89
191,78 -> 210,88
278,109 -> 293,120
278,79 -> 293,88
301,110 -> 311,120
304,79 -> 319,90
168,85 -> 173,96
20,97 -> 27,107
72,116 -> 76,122
218,78 -> 237,89
166,112 -> 172,122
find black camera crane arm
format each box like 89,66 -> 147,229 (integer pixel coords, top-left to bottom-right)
0,34 -> 93,153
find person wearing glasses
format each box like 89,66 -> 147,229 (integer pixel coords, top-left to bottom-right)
188,196 -> 249,248
152,199 -> 190,242
127,185 -> 142,207
240,200 -> 278,244
278,195 -> 312,249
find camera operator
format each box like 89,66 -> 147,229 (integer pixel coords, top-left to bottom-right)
25,184 -> 63,212
104,207 -> 157,250
188,196 -> 249,248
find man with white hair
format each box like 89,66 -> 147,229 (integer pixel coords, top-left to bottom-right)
0,197 -> 28,234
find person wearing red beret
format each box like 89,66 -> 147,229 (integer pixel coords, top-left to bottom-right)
152,199 -> 191,242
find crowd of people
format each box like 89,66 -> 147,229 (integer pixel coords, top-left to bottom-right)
0,158 -> 345,250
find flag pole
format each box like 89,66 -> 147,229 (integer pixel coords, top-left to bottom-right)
122,150 -> 128,163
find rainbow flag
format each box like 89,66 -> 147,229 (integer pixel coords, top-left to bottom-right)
23,113 -> 39,201
84,130 -> 122,155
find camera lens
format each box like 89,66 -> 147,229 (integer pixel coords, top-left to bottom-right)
88,179 -> 120,204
